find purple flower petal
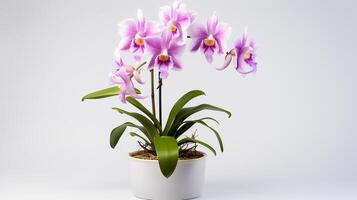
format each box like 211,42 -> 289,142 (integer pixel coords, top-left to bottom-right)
168,42 -> 185,58
202,46 -> 215,63
131,45 -> 145,61
147,55 -> 158,69
207,14 -> 218,34
145,37 -> 162,55
133,70 -> 145,84
187,23 -> 207,39
118,19 -> 137,38
161,30 -> 173,49
159,65 -> 169,79
118,37 -> 132,50
190,38 -> 203,52
136,9 -> 145,32
126,81 -> 146,99
119,85 -> 126,103
172,57 -> 183,70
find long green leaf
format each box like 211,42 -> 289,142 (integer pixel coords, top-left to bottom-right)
168,104 -> 230,137
82,86 -> 140,101
167,117 -> 220,136
175,104 -> 231,124
112,108 -> 159,141
126,96 -> 162,132
178,137 -> 217,155
110,122 -> 151,148
129,132 -> 150,145
154,136 -> 179,178
175,120 -> 224,152
163,90 -> 205,135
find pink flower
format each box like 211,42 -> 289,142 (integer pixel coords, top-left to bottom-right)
218,29 -> 257,75
117,9 -> 156,61
159,0 -> 196,44
109,56 -> 145,103
187,14 -> 231,63
146,30 -> 185,79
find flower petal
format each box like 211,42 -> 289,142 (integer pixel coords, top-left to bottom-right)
131,45 -> 145,61
187,23 -> 207,39
126,81 -> 146,99
118,37 -> 132,50
159,65 -> 169,79
214,22 -> 231,40
118,19 -> 137,38
133,70 -> 145,84
190,38 -> 203,52
207,14 -> 218,34
147,55 -> 158,69
113,49 -> 124,67
159,5 -> 171,25
168,43 -> 185,58
203,47 -> 215,63
136,9 -> 145,32
172,57 -> 183,70
145,37 -> 162,55
119,84 -> 127,103
161,30 -> 173,49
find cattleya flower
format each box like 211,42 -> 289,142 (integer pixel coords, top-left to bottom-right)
187,14 -> 231,63
218,29 -> 257,74
109,57 -> 145,103
146,30 -> 185,79
117,9 -> 156,61
159,0 -> 196,44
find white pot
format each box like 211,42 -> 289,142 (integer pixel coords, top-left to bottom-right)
128,152 -> 207,200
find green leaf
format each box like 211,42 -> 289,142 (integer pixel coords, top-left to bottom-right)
167,117 -> 219,136
81,86 -> 141,101
175,120 -> 224,152
168,104 -> 230,137
110,122 -> 151,148
126,96 -> 162,132
163,90 -> 205,135
112,107 -> 159,141
154,136 -> 179,178
178,137 -> 217,156
129,132 -> 150,145
175,104 -> 231,123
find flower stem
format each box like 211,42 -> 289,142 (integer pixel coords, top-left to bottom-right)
136,61 -> 147,71
150,70 -> 156,118
158,72 -> 163,126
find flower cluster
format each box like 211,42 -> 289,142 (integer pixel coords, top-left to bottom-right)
111,0 -> 257,102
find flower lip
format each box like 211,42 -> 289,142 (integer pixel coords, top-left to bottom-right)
203,35 -> 215,47
134,37 -> 145,46
158,49 -> 170,62
244,52 -> 251,60
159,54 -> 170,62
169,24 -> 177,33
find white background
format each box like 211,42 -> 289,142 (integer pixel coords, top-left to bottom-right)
1,0 -> 356,199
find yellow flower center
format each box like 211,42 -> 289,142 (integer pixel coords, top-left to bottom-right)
244,52 -> 251,60
134,37 -> 145,46
204,35 -> 215,47
158,54 -> 169,62
169,24 -> 177,32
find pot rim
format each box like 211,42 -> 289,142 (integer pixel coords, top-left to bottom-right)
128,151 -> 207,163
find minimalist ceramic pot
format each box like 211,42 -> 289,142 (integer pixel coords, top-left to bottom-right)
129,152 -> 207,200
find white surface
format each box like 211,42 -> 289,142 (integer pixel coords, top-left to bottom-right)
129,155 -> 206,199
1,0 -> 357,199
1,174 -> 356,200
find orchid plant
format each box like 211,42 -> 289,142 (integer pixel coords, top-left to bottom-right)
82,1 -> 257,178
